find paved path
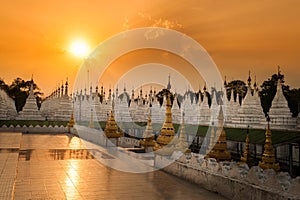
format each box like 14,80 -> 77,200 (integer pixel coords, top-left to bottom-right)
0,132 -> 227,200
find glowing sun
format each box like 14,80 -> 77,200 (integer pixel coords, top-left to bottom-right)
70,40 -> 90,58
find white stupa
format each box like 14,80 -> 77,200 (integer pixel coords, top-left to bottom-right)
232,73 -> 265,128
16,79 -> 44,120
0,89 -> 17,120
224,89 -> 235,124
269,79 -> 296,129
171,94 -> 181,124
54,81 -> 72,121
199,86 -> 211,126
115,90 -> 132,123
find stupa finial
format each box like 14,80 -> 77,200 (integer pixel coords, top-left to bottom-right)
247,70 -> 252,87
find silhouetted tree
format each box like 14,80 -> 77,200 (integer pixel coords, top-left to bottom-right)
0,79 -> 9,92
287,88 -> 300,117
225,80 -> 247,105
156,89 -> 174,106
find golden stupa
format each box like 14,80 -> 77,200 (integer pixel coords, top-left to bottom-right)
259,115 -> 280,171
240,127 -> 254,166
104,98 -> 123,143
153,93 -> 175,151
205,106 -> 231,161
140,110 -> 156,152
68,104 -> 75,132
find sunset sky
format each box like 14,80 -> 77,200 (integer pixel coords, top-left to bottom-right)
0,0 -> 299,96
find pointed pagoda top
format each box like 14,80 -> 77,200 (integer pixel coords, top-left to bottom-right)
277,65 -> 281,76
29,78 -> 34,95
203,82 -> 207,91
247,70 -> 252,87
167,73 -> 171,90
253,75 -> 257,89
64,78 -> 69,97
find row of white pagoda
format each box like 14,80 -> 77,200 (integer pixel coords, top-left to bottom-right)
0,75 -> 299,130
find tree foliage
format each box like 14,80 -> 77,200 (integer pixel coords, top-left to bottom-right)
156,89 -> 174,106
287,88 -> 300,117
225,80 -> 247,105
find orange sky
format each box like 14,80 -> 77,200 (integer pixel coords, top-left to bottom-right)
0,0 -> 300,96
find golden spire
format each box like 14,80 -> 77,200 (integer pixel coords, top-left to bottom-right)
155,93 -> 175,148
68,104 -> 75,132
104,95 -> 123,139
140,109 -> 156,151
259,115 -> 280,171
240,126 -> 253,166
205,106 -> 231,161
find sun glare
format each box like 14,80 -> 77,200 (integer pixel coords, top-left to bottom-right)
70,40 -> 90,58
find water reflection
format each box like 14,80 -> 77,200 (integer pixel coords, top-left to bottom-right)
18,149 -> 95,161
50,149 -> 94,160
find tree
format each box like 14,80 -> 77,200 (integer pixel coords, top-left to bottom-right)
156,89 -> 174,106
225,80 -> 247,105
0,79 -> 9,92
287,88 -> 300,117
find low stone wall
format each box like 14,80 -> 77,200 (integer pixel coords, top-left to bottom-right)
0,124 -> 67,133
155,153 -> 300,200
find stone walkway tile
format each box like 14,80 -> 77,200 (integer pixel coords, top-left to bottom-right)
0,133 -> 228,200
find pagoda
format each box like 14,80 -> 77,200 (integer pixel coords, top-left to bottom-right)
115,88 -> 132,123
240,126 -> 254,166
269,74 -> 295,129
225,89 -> 237,124
54,81 -> 72,121
0,89 -> 17,120
17,78 -> 43,120
67,108 -> 75,132
232,72 -> 265,128
104,96 -> 123,146
140,109 -> 156,152
153,93 -> 175,151
205,106 -> 231,161
259,115 -> 280,171
171,94 -> 181,124
199,85 -> 211,126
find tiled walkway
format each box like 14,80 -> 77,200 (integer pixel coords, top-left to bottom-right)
0,132 -> 227,200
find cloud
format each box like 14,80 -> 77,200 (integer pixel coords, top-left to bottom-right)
122,12 -> 183,31
138,12 -> 183,30
122,17 -> 130,30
